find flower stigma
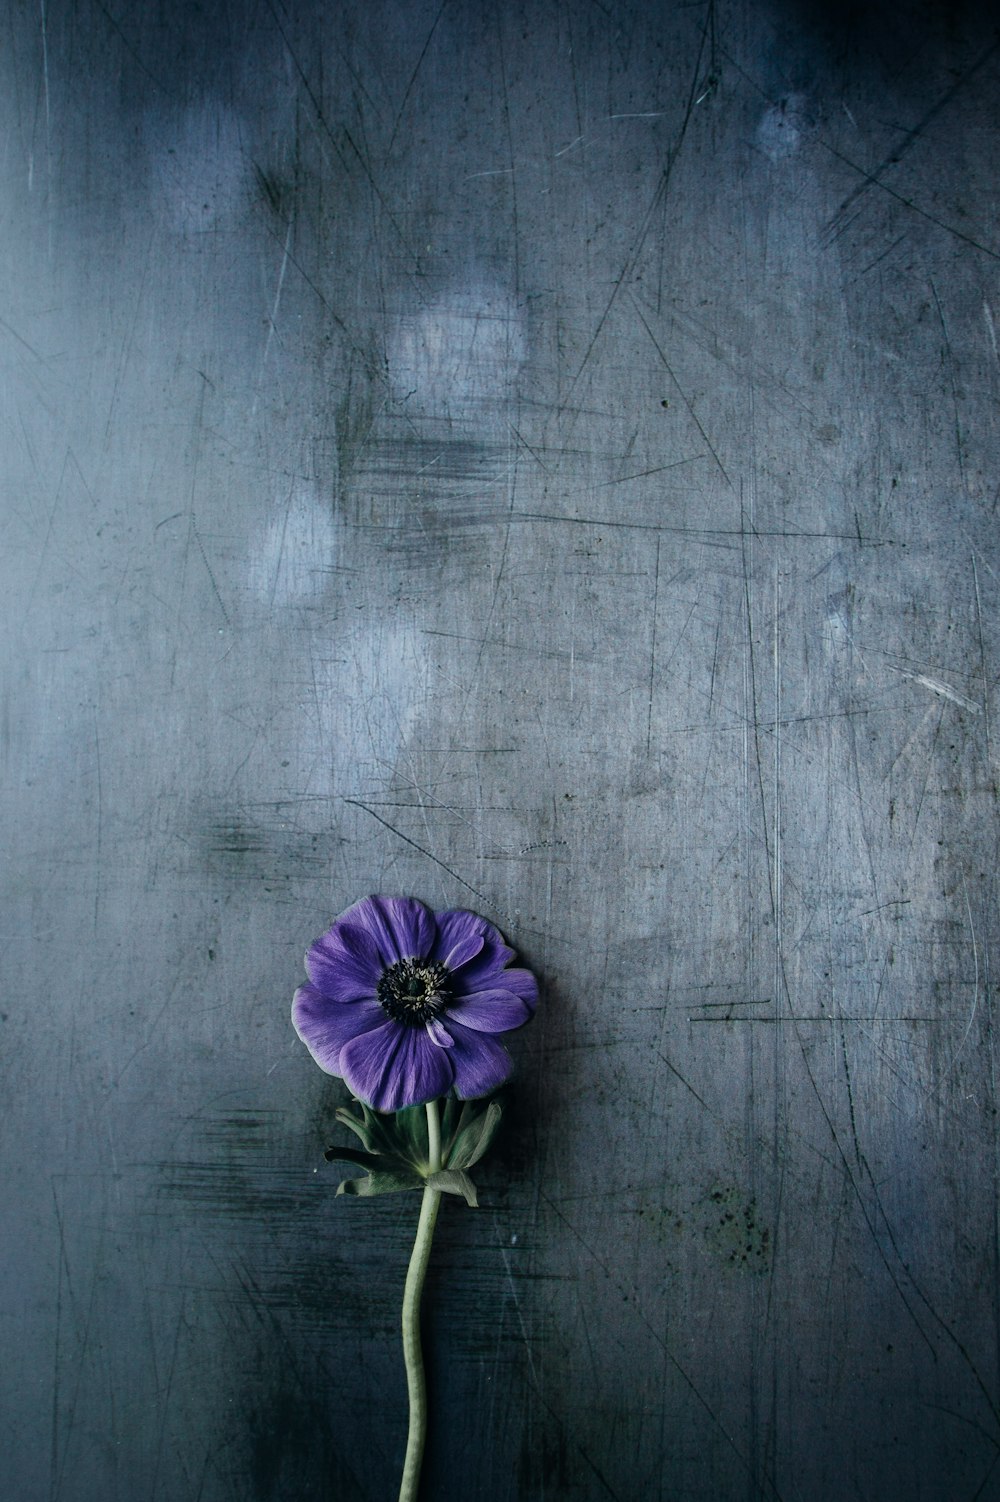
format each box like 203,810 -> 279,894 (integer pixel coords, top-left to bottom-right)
377,958 -> 452,1026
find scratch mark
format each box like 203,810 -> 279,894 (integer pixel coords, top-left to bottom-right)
191,516 -> 231,630
555,14 -> 711,416
262,0 -> 421,280
822,142 -> 1000,263
629,294 -> 731,485
387,0 -> 448,154
970,1449 -> 1000,1501
149,1298 -> 187,1502
941,878 -> 982,1081
495,4 -> 521,301
267,480 -> 295,612
826,35 -> 1000,235
455,452 -> 518,730
256,214 -> 293,402
507,509 -> 883,543
39,0 -> 52,152
497,1235 -> 539,1388
0,307 -> 49,360
24,447 -> 69,626
48,1179 -> 69,1502
92,706 -> 102,934
894,669 -> 980,714
855,233 -> 907,279
90,0 -> 169,93
689,1015 -> 947,1024
655,1047 -> 711,1110
343,797 -> 491,904
256,211 -> 382,377
599,456 -> 705,486
103,229 -> 154,452
646,536 -> 661,756
839,1023 -> 864,1170
424,626 -> 579,663
973,554 -> 993,767
507,421 -> 552,474
985,300 -> 999,365
49,1191 -> 101,1502
930,276 -> 969,497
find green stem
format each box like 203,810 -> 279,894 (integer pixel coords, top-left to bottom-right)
398,1099 -> 443,1502
425,1096 -> 442,1177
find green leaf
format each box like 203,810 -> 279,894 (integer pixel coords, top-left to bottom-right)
335,1102 -> 398,1155
393,1103 -> 430,1165
323,1144 -> 388,1172
334,1106 -> 374,1148
427,1169 -> 479,1207
325,1094 -> 503,1199
446,1098 -> 504,1171
465,1099 -> 503,1167
440,1095 -> 462,1147
336,1167 -> 424,1197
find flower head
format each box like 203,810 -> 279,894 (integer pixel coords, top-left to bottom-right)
292,896 -> 538,1112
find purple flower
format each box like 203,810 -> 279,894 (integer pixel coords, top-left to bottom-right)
292,896 -> 538,1113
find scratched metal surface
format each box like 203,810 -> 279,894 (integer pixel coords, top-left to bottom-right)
3,1 -> 1000,1498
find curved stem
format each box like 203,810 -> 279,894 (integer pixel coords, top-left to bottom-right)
398,1100 -> 443,1502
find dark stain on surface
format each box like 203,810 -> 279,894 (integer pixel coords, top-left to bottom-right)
194,810 -> 349,882
252,162 -> 297,223
701,1185 -> 772,1273
156,1109 -> 314,1224
517,1411 -> 571,1494
247,1388 -> 344,1501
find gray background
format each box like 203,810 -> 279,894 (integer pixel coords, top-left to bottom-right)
3,1 -> 1000,1498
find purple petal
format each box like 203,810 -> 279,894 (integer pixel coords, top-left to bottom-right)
446,988 -> 534,1034
446,1023 -> 513,1100
340,1020 -> 455,1111
305,921 -> 382,1001
291,984 -> 385,1074
451,937 -> 519,993
347,895 -> 435,965
426,1017 -> 454,1048
443,932 -> 485,970
431,909 -> 490,971
459,965 -> 538,1008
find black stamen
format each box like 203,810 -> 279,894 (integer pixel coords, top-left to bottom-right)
377,959 -> 451,1026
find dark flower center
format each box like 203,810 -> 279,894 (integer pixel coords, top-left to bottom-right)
377,958 -> 452,1026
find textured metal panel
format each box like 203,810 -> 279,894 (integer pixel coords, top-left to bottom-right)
3,2 -> 1000,1498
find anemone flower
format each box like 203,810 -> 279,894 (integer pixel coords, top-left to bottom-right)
292,895 -> 537,1113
